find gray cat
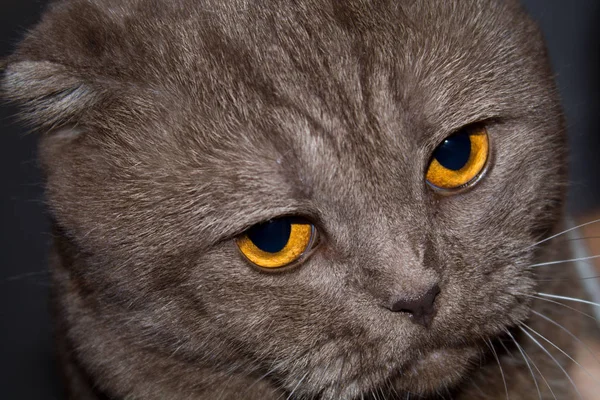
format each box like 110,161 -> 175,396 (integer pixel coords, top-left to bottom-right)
2,0 -> 598,398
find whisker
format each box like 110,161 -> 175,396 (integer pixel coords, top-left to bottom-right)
286,372 -> 309,400
525,294 -> 599,322
528,218 -> 600,249
537,293 -> 600,308
565,236 -> 600,243
528,254 -> 600,268
1,270 -> 50,284
376,384 -> 386,400
521,322 -> 598,385
504,329 -> 542,400
383,366 -> 401,400
537,275 -> 600,283
519,324 -> 583,399
486,339 -> 509,400
530,309 -> 600,370
370,388 -> 378,400
567,225 -> 600,321
522,346 -> 558,400
497,337 -> 516,360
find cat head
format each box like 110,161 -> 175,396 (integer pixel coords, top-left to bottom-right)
2,0 -> 566,397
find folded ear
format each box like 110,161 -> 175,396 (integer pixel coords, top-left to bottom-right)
2,59 -> 98,130
1,0 -> 120,131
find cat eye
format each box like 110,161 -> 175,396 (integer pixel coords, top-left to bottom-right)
236,217 -> 317,269
426,127 -> 489,190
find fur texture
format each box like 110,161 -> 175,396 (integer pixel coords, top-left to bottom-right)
1,0 -> 588,398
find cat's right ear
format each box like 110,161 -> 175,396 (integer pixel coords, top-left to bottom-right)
1,57 -> 98,131
1,1 -> 115,133
0,0 -> 123,176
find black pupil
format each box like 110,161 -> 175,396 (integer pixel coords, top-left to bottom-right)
433,132 -> 471,171
247,219 -> 292,253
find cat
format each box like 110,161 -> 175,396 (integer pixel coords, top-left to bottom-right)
2,0 -> 599,398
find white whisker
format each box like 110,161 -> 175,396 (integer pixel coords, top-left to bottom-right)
528,218 -> 600,249
529,254 -> 600,268
567,225 -> 600,322
519,325 -> 583,400
526,294 -> 599,322
504,330 -> 541,400
486,339 -> 509,400
522,322 -> 598,384
565,236 -> 600,243
2,270 -> 50,282
522,346 -> 558,400
531,309 -> 600,369
498,338 -> 516,360
537,275 -> 600,283
286,372 -> 309,400
377,384 -> 386,400
537,293 -> 600,308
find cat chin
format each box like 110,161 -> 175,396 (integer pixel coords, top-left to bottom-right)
395,346 -> 479,394
312,345 -> 479,399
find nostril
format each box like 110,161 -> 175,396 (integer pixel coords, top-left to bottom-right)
388,284 -> 440,328
389,285 -> 439,314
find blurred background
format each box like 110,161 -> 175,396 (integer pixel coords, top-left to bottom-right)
1,0 -> 599,398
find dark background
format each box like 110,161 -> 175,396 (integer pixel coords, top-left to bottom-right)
1,1 -> 599,398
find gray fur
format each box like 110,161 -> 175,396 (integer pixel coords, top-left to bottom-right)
1,0 -> 585,399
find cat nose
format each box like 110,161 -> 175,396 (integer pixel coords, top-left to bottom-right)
388,284 -> 440,328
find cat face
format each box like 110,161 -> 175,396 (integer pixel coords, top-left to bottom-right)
2,0 -> 566,398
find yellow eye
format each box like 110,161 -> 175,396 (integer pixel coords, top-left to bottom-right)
426,127 -> 489,190
237,218 -> 316,269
